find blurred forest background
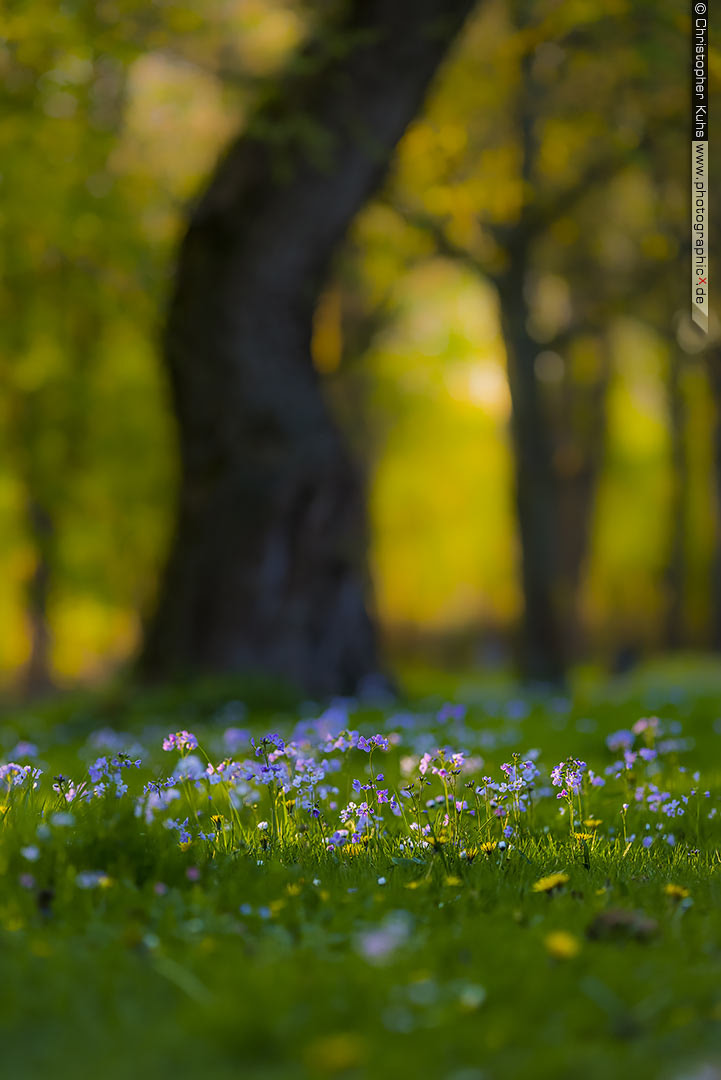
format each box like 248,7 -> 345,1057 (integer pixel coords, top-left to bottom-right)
1,0 -> 720,699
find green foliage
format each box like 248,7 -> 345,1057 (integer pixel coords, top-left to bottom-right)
1,0 -> 720,683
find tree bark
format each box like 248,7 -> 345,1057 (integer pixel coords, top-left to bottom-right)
497,250 -> 566,685
140,0 -> 477,695
663,351 -> 687,649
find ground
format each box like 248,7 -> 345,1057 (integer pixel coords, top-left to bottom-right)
1,661 -> 720,1079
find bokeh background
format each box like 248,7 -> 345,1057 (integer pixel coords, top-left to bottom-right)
1,0 -> 719,695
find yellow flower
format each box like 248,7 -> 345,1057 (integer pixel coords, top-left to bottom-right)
479,841 -> 497,855
304,1033 -> 366,1074
532,872 -> 569,894
583,819 -> 602,828
664,883 -> 690,900
545,931 -> 581,959
574,832 -> 594,842
444,875 -> 462,887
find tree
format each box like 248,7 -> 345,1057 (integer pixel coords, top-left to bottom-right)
140,0 -> 478,695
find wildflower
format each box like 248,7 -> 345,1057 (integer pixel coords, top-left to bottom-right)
532,872 -> 569,894
11,741 -> 38,759
606,730 -> 634,752
664,883 -> 690,900
76,871 -> 111,889
357,735 -> 389,753
574,832 -> 594,843
545,931 -> 581,959
479,841 -> 497,856
162,731 -> 198,753
354,912 -> 411,963
583,819 -> 602,828
251,733 -> 285,757
551,758 -> 586,796
223,727 -> 249,753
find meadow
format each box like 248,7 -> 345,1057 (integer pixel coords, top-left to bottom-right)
1,667 -> 721,1080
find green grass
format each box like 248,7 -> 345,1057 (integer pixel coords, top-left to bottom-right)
1,666 -> 721,1079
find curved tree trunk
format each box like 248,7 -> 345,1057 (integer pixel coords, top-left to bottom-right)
141,0 -> 477,695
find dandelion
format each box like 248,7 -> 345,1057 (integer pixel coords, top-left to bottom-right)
532,872 -> 569,894
664,883 -> 690,900
545,931 -> 581,959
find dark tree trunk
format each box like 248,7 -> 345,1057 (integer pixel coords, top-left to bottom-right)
141,0 -> 477,695
497,253 -> 566,686
664,351 -> 687,649
554,335 -> 611,660
494,23 -> 566,687
23,498 -> 55,696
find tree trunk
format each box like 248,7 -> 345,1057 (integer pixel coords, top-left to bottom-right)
141,0 -> 477,695
497,250 -> 566,686
23,497 -> 55,696
554,334 -> 611,661
663,351 -> 687,649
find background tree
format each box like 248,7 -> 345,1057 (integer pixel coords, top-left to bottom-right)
140,0 -> 478,695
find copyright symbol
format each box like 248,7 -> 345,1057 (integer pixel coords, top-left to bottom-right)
696,3 -> 706,13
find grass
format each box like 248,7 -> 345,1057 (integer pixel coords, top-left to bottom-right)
1,666 -> 721,1079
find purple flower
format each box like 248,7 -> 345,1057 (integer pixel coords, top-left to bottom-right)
358,734 -> 389,753
162,731 -> 198,753
606,730 -> 634,753
437,704 -> 466,724
551,758 -> 586,796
